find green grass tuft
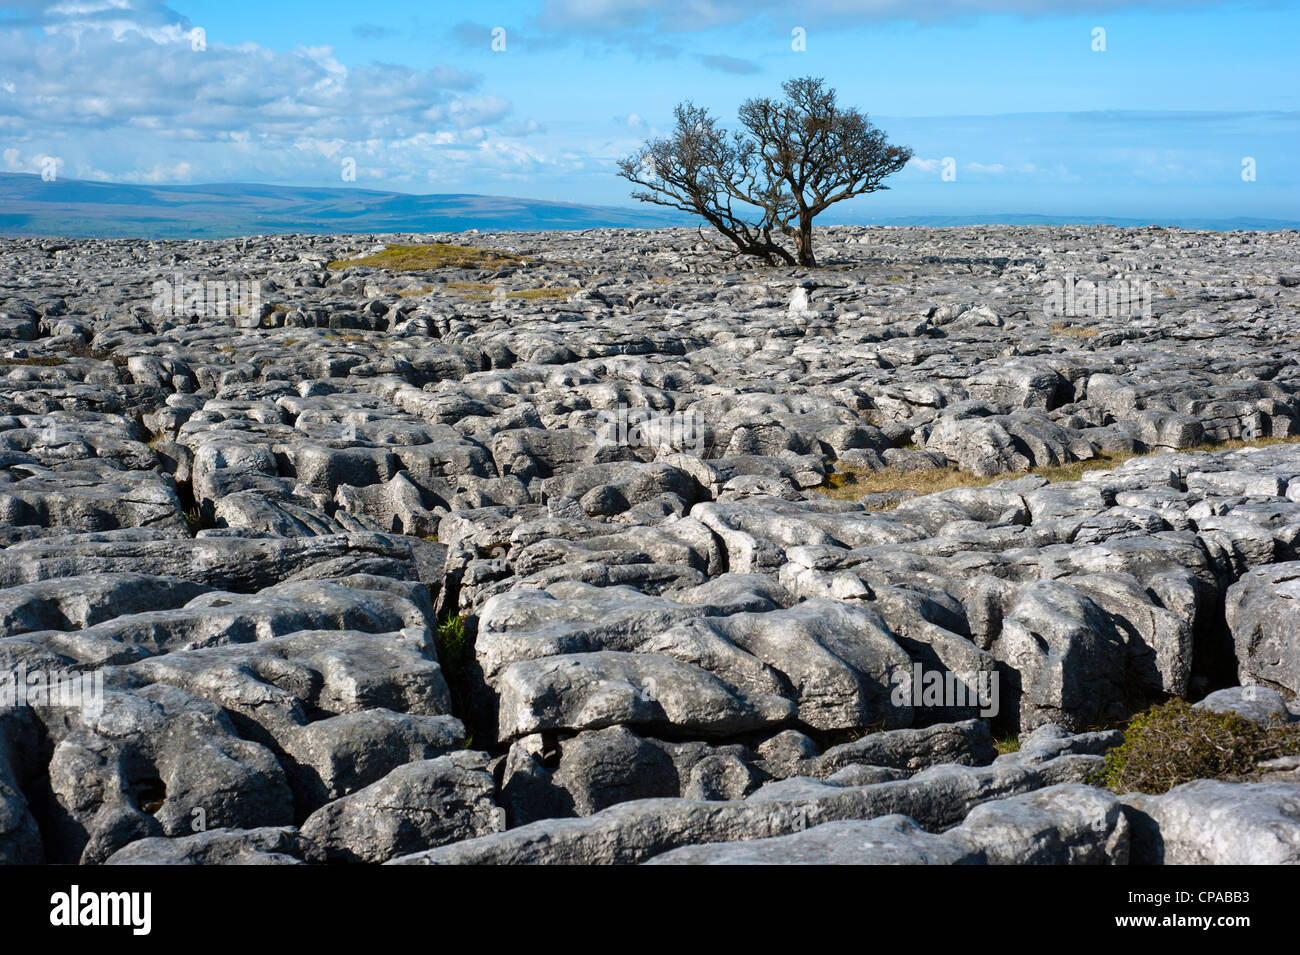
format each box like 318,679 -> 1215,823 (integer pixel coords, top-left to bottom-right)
994,733 -> 1021,756
437,614 -> 469,670
435,614 -> 476,745
3,355 -> 66,367
182,506 -> 204,534
326,243 -> 525,272
815,434 -> 1300,509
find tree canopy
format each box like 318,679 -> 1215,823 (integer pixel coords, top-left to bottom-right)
618,77 -> 912,267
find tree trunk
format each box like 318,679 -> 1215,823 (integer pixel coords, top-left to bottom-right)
795,215 -> 816,267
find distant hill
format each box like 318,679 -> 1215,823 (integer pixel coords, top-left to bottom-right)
1,173 -> 1295,238
0,174 -> 692,239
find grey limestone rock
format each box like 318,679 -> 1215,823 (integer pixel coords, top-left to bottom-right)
6,225 -> 1300,865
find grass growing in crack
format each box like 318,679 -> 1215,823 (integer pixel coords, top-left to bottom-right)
993,733 -> 1021,756
816,721 -> 888,748
816,451 -> 1135,505
437,614 -> 468,667
436,614 -> 476,746
441,282 -> 578,302
182,506 -> 204,533
1095,699 -> 1300,794
1049,321 -> 1101,338
442,281 -> 493,293
3,355 -> 66,367
814,434 -> 1300,509
326,243 -> 525,272
5,341 -> 126,367
508,286 -> 577,300
65,340 -> 127,366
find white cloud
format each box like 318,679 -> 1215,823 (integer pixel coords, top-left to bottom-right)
0,4 -> 541,188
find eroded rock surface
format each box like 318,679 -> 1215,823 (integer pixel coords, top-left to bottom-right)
2,226 -> 1299,865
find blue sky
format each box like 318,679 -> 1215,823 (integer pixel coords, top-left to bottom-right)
1,0 -> 1296,220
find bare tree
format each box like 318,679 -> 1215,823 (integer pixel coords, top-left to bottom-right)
618,77 -> 912,268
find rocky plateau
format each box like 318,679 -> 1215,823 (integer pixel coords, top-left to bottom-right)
1,224 -> 1299,866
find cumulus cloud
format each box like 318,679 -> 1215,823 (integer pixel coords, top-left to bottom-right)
2,149 -> 64,177
0,0 -> 187,31
0,3 -> 545,187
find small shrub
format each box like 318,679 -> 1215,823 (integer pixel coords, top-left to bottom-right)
1096,698 -> 1300,794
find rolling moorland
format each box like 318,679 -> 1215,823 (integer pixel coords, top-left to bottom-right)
3,173 -> 1297,238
